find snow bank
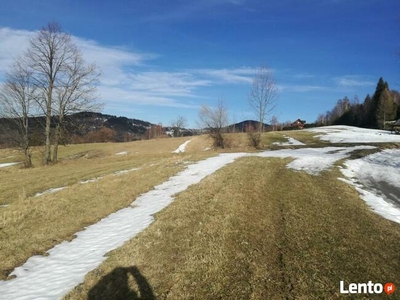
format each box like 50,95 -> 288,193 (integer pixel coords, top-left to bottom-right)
172,140 -> 192,153
0,162 -> 19,168
340,149 -> 400,224
273,135 -> 305,146
308,125 -> 400,143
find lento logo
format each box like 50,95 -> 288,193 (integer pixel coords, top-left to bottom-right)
340,281 -> 396,295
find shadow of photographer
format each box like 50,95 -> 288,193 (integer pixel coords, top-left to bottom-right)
88,266 -> 155,300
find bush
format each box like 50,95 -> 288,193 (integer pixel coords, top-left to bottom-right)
248,131 -> 261,148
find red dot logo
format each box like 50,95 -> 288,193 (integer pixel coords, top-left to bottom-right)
384,283 -> 395,295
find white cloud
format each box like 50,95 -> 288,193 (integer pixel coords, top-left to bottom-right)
126,72 -> 212,96
0,27 -> 34,73
335,75 -> 375,87
293,73 -> 315,79
194,67 -> 257,84
278,84 -> 326,92
98,86 -> 201,109
72,37 -> 156,86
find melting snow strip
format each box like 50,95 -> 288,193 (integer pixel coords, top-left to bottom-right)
0,153 -> 246,300
34,187 -> 67,197
172,140 -> 192,153
80,168 -> 140,184
79,176 -> 104,184
113,168 -> 140,175
0,162 -> 19,168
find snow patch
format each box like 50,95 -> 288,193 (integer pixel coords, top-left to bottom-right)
308,125 -> 400,143
257,146 -> 375,175
34,187 -> 66,197
340,149 -> 400,224
273,135 -> 305,146
79,176 -> 104,184
0,162 -> 19,168
115,151 -> 128,156
113,168 -> 140,175
172,140 -> 192,153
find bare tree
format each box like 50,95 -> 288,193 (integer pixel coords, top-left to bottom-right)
52,51 -> 101,162
248,67 -> 278,132
0,60 -> 36,167
198,100 -> 228,148
271,115 -> 279,131
170,115 -> 187,137
25,22 -> 101,163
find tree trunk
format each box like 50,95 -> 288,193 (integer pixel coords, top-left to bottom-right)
24,146 -> 32,168
52,121 -> 62,162
44,109 -> 52,163
258,112 -> 263,132
23,117 -> 32,168
44,86 -> 53,164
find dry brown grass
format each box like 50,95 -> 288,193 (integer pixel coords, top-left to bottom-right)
0,137 -> 196,205
65,157 -> 400,299
0,136 -> 216,280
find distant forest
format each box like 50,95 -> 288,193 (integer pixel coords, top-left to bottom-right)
315,77 -> 400,129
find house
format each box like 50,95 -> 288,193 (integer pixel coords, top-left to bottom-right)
291,119 -> 306,129
391,119 -> 400,134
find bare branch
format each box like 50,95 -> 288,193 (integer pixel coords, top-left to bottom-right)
248,67 -> 278,132
198,100 -> 228,148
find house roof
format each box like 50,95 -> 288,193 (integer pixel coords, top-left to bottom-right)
292,119 -> 306,124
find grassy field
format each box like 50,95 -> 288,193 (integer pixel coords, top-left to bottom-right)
64,157 -> 400,299
1,130 -> 399,299
0,136 -> 214,279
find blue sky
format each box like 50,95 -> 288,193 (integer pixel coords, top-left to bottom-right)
0,0 -> 399,127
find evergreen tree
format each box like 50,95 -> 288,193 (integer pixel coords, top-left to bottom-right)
361,94 -> 373,127
372,79 -> 395,128
371,77 -> 394,128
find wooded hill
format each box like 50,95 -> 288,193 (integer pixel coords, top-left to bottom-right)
225,120 -> 271,132
0,112 -> 153,148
